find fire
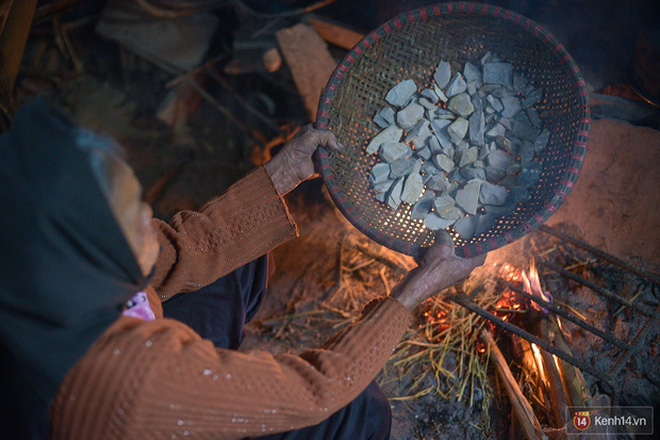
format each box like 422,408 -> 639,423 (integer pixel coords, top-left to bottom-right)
494,292 -> 523,315
521,261 -> 550,301
521,260 -> 552,313
530,343 -> 549,384
492,260 -> 553,321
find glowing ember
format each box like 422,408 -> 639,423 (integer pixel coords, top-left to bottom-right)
498,262 -> 523,283
494,263 -> 526,320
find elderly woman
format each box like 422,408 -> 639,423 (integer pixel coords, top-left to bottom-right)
0,97 -> 485,439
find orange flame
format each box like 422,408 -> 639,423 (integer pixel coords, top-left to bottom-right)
521,261 -> 549,301
530,343 -> 549,384
521,261 -> 552,315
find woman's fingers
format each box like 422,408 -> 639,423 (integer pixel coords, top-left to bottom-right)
315,130 -> 344,153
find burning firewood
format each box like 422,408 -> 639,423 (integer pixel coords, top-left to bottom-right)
481,329 -> 547,440
536,317 -> 569,429
547,316 -> 590,408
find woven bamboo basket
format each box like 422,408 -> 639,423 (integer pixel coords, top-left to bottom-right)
315,2 -> 591,258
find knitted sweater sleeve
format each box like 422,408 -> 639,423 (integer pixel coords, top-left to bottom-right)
49,297 -> 412,439
150,165 -> 298,301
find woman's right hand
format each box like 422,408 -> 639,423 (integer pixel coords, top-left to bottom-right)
264,125 -> 343,196
390,231 -> 486,311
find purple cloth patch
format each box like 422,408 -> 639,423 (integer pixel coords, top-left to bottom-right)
122,291 -> 156,321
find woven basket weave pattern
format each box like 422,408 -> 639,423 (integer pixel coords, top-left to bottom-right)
316,3 -> 590,257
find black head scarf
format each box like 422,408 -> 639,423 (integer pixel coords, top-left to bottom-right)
0,97 -> 149,438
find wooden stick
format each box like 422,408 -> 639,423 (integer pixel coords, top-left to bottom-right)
0,0 -> 37,90
306,15 -> 364,50
481,330 -> 546,440
344,232 -> 415,274
144,162 -> 188,205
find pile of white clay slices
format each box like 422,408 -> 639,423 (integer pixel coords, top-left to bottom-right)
367,52 -> 548,241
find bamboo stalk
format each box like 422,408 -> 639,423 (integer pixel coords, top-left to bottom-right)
548,317 -> 590,407
481,330 -> 546,440
519,339 -> 547,411
537,318 -> 569,429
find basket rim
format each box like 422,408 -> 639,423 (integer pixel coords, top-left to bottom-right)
314,1 -> 591,258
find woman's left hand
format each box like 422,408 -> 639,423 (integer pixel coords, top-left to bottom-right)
264,125 -> 343,196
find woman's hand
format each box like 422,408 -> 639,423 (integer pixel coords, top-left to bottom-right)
391,231 -> 486,311
264,125 -> 343,196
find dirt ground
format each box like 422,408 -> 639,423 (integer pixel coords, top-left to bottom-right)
545,119 -> 660,269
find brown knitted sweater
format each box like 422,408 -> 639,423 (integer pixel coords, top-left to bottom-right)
49,166 -> 412,439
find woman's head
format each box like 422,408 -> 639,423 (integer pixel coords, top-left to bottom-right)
76,129 -> 159,277
106,155 -> 159,277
